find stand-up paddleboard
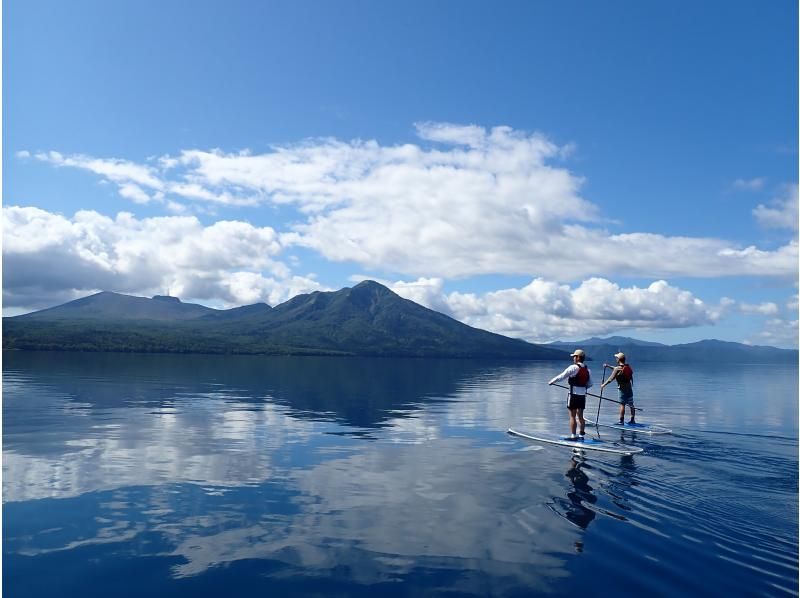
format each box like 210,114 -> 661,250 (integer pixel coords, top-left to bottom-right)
507,428 -> 643,456
584,419 -> 671,435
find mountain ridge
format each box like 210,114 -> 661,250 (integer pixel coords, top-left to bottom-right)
17,291 -> 219,321
3,281 -> 566,359
548,336 -> 796,363
6,287 -> 796,361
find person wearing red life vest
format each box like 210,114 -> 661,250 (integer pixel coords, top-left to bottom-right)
548,349 -> 593,441
601,352 -> 636,425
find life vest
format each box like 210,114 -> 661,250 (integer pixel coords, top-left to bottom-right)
568,364 -> 590,387
617,364 -> 633,384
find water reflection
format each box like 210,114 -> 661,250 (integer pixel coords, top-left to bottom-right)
3,351 -> 511,430
5,440 -> 579,593
3,352 -> 798,597
547,457 -> 597,533
3,352 -> 542,502
4,352 -> 583,594
544,451 -> 644,558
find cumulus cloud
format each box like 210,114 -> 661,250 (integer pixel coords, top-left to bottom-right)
25,124 -> 797,281
18,122 -> 798,282
3,206 -> 323,312
753,184 -> 799,231
382,276 -> 729,342
368,276 -> 454,315
4,201 -> 792,345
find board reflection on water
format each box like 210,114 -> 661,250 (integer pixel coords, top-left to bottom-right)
3,352 -> 798,597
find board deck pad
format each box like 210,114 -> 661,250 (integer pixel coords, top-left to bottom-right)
584,419 -> 672,435
507,428 -> 643,455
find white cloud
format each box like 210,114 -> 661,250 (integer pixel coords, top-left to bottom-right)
4,200 -> 793,345
738,302 -> 780,316
32,151 -> 164,205
24,124 -> 799,280
34,151 -> 163,189
384,276 -> 728,342
753,184 -> 799,231
749,317 -> 799,349
2,206 -> 323,312
118,183 -> 152,204
361,276 -> 453,315
165,200 -> 187,214
415,121 -> 499,148
733,177 -> 766,191
746,293 -> 800,348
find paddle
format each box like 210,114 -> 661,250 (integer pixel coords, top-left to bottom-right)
596,365 -> 608,423
548,382 -> 645,411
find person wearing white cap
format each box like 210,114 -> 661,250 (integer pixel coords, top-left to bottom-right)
601,352 -> 636,425
548,349 -> 593,440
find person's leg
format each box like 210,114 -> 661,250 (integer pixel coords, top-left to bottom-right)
618,403 -> 624,424
629,403 -> 636,423
569,407 -> 577,438
577,408 -> 585,435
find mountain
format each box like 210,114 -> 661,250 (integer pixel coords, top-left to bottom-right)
197,302 -> 272,321
216,280 -> 568,358
552,336 -> 666,348
17,291 -> 218,321
549,336 -> 797,364
3,281 -> 567,360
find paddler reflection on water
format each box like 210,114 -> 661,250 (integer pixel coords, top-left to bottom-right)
564,457 -> 597,533
546,456 -> 597,539
601,352 -> 636,425
548,349 -> 593,441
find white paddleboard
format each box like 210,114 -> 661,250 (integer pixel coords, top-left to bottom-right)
507,428 -> 643,455
584,419 -> 671,435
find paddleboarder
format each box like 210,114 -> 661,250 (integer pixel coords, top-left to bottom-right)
549,349 -> 592,441
601,352 -> 636,425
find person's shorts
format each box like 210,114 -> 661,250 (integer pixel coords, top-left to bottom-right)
567,393 -> 586,410
618,390 -> 634,406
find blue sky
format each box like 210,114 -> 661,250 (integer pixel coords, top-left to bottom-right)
4,0 -> 798,347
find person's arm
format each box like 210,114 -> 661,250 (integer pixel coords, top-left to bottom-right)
549,365 -> 577,385
601,367 -> 621,389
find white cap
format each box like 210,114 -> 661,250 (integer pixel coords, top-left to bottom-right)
570,349 -> 586,358
614,352 -> 626,360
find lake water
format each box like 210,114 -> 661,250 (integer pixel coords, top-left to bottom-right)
3,351 -> 798,596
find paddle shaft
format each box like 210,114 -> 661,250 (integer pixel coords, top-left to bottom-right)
550,382 -> 644,411
596,365 -> 608,422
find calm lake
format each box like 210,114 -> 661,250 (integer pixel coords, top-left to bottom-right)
3,351 -> 798,596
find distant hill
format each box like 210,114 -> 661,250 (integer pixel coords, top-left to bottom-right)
3,281 -> 567,360
552,335 -> 666,348
17,291 -> 218,321
549,336 -> 797,364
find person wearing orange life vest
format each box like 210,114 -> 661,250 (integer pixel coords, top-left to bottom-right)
601,352 -> 636,425
548,349 -> 593,441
